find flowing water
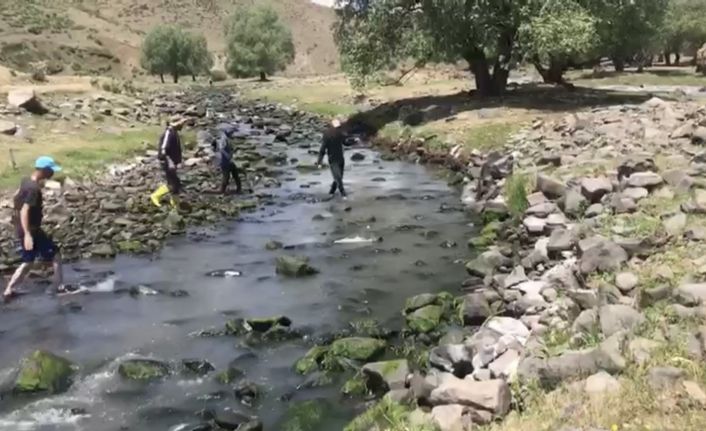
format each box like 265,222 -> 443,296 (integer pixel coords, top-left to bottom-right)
0,141 -> 473,430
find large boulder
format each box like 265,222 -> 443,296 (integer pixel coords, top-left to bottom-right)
580,177 -> 613,203
598,305 -> 645,337
626,172 -> 663,189
330,337 -> 386,362
676,283 -> 706,306
14,350 -> 76,393
460,293 -> 492,326
429,378 -> 511,419
429,344 -> 474,376
579,238 -> 627,275
431,404 -> 473,431
465,249 -> 512,278
362,359 -> 410,392
536,174 -> 566,198
275,255 -> 319,277
118,358 -> 170,381
7,89 -> 48,114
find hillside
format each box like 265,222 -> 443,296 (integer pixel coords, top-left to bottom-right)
0,0 -> 339,78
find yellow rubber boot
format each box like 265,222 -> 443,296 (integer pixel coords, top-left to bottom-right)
150,185 -> 169,207
169,196 -> 180,210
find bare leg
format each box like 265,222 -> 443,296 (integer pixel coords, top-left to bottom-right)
51,255 -> 64,293
5,263 -> 30,297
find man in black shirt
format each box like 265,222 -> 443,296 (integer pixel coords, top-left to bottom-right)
4,156 -> 64,301
317,119 -> 348,198
151,117 -> 187,209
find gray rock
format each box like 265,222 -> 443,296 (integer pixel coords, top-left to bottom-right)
567,289 -> 599,310
409,373 -> 437,403
686,226 -> 706,241
641,284 -> 671,307
683,381 -> 706,406
626,172 -> 663,189
663,212 -> 687,237
598,305 -> 645,337
503,266 -> 528,289
384,388 -> 414,404
663,169 -> 694,192
523,216 -> 546,234
622,187 -> 648,201
465,250 -> 512,278
431,404 -> 472,431
692,127 -> 706,145
572,309 -> 598,335
563,188 -> 588,217
536,174 -> 566,198
8,89 -> 47,114
615,272 -> 638,293
485,317 -> 530,344
275,255 -> 319,277
362,359 -> 410,391
429,344 -> 474,376
581,177 -> 613,203
579,239 -> 627,275
525,202 -> 558,218
429,378 -> 511,417
610,195 -> 637,214
526,192 -> 547,207
647,366 -> 685,389
547,228 -> 577,256
0,120 -> 17,135
488,349 -> 520,379
472,369 -> 493,381
676,283 -> 706,306
584,371 -> 621,395
460,293 -> 491,326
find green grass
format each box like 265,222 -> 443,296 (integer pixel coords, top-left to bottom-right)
464,121 -> 522,152
0,127 -> 160,189
570,68 -> 706,87
344,398 -> 438,431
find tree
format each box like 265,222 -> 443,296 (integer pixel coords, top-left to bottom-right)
141,25 -> 192,83
224,5 -> 295,80
186,33 -> 214,81
520,0 -> 599,84
661,0 -> 706,65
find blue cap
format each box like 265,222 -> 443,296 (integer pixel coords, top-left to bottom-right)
35,156 -> 62,172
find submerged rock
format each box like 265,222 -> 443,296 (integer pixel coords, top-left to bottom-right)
14,350 -> 76,394
275,255 -> 319,277
330,337 -> 386,362
118,358 -> 170,381
294,346 -> 330,375
181,359 -> 215,376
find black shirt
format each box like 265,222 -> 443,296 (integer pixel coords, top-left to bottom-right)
158,126 -> 183,165
13,177 -> 43,236
318,127 -> 346,165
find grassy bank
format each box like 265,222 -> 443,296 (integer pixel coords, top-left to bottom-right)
0,125 -> 163,189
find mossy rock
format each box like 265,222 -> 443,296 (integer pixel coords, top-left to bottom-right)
14,350 -> 75,394
469,220 -> 501,249
330,337 -> 386,362
405,305 -> 443,334
295,346 -> 330,375
276,255 -> 319,277
116,240 -> 144,253
404,293 -> 438,313
280,399 -> 329,431
246,316 -> 292,332
341,373 -> 368,396
362,359 -> 410,393
118,358 -> 169,381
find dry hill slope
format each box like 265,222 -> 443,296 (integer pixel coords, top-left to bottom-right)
0,0 -> 339,78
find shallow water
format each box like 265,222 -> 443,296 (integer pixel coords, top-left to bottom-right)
0,142 -> 473,431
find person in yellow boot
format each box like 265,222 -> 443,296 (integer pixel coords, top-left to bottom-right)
151,117 -> 187,208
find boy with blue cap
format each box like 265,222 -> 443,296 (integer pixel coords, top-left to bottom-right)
3,156 -> 64,301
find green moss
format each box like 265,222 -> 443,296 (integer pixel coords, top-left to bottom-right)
295,346 -> 330,375
281,399 -> 330,431
344,398 -> 438,431
14,350 -> 75,393
329,337 -> 387,362
341,373 -> 368,397
406,305 -> 443,334
469,220 -> 503,249
118,359 -> 169,381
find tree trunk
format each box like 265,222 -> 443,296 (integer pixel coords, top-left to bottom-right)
675,53 -> 681,66
160,74 -> 165,84
259,71 -> 267,81
613,57 -> 625,72
664,52 -> 671,66
191,75 -> 196,82
533,58 -> 566,84
173,74 -> 179,83
469,57 -> 495,97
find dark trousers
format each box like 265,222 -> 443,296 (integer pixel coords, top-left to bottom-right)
161,161 -> 181,194
221,161 -> 242,194
329,162 -> 346,196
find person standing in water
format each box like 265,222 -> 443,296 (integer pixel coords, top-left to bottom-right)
212,130 -> 243,195
4,156 -> 64,301
317,118 -> 347,198
151,117 -> 187,208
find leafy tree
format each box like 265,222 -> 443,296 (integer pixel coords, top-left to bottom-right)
186,33 -> 214,81
520,0 -> 599,84
224,5 -> 295,80
141,25 -> 191,83
588,0 -> 669,71
661,0 -> 706,65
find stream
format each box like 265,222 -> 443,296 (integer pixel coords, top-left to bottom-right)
0,139 -> 473,430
